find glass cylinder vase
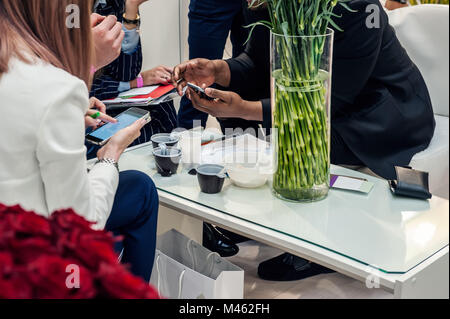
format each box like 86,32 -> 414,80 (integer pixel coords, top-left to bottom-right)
270,30 -> 334,202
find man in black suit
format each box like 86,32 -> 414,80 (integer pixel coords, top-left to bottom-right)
174,0 -> 435,180
172,0 -> 436,281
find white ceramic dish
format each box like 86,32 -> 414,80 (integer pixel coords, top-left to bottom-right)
224,149 -> 272,189
226,163 -> 269,188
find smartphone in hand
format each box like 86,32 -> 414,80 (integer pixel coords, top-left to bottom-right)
187,83 -> 215,101
86,107 -> 150,146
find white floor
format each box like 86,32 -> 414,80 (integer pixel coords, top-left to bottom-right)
227,241 -> 394,299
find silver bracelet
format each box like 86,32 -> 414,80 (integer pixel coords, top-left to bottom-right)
96,158 -> 119,173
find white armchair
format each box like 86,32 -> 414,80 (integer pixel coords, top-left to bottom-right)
388,4 -> 449,199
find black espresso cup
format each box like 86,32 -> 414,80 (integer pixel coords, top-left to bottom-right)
153,147 -> 182,177
151,133 -> 179,149
196,164 -> 226,194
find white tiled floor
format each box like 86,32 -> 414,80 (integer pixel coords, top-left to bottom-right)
227,241 -> 394,299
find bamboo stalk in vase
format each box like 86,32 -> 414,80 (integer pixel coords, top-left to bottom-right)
248,0 -> 346,201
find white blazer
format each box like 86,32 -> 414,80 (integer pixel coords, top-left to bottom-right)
0,58 -> 119,229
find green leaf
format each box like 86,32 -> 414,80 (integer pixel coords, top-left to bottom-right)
324,16 -> 343,32
339,2 -> 358,13
243,20 -> 273,44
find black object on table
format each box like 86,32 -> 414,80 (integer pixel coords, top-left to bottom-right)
390,166 -> 432,200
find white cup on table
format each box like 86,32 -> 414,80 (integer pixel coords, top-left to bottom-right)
178,130 -> 202,169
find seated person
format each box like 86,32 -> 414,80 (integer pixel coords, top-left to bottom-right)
0,0 -> 159,282
173,0 -> 435,281
90,0 -> 177,152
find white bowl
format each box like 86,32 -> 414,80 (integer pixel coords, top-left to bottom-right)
226,163 -> 269,188
222,146 -> 273,189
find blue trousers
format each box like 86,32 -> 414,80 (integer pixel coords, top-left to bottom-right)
105,170 -> 159,282
177,0 -> 248,129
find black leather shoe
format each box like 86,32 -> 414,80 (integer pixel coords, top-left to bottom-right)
258,253 -> 335,281
203,223 -> 239,257
216,227 -> 249,244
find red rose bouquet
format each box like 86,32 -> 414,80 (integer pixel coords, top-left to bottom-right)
0,203 -> 160,299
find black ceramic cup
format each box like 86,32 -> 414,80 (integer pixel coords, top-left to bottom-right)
151,133 -> 179,149
196,164 -> 226,194
153,147 -> 182,177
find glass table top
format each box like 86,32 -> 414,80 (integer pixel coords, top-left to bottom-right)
119,143 -> 449,274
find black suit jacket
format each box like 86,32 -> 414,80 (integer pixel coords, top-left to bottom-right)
225,0 -> 435,179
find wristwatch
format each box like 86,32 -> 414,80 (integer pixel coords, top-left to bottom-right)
96,158 -> 119,173
122,13 -> 141,27
390,0 -> 407,3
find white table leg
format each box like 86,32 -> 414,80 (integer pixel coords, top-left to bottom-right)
394,247 -> 449,299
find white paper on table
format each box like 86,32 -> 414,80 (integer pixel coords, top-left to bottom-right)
103,97 -> 150,105
103,86 -> 159,106
118,85 -> 158,98
149,91 -> 179,105
333,177 -> 364,191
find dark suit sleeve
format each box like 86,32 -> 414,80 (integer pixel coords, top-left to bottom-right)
331,0 -> 386,116
261,98 -> 272,130
226,53 -> 257,99
226,56 -> 273,130
224,11 -> 272,129
89,75 -> 121,100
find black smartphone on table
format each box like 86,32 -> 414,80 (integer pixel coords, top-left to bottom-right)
86,107 -> 150,146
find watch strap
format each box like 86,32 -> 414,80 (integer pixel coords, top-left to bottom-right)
96,158 -> 119,173
122,13 -> 141,26
136,74 -> 144,88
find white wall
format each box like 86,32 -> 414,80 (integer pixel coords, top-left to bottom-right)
139,0 -> 233,68
139,0 -> 190,70
180,0 -> 190,62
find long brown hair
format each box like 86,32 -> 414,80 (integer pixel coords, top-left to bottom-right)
0,0 -> 93,86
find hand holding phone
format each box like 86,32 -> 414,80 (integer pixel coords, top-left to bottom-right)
85,97 -> 117,130
86,107 -> 150,146
96,118 -> 148,162
187,83 -> 215,101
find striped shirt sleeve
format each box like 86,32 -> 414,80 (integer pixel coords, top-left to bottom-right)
91,0 -> 143,98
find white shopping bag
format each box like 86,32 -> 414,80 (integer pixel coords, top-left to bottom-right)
150,229 -> 244,299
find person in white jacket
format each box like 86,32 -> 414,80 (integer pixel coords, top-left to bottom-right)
0,0 -> 159,282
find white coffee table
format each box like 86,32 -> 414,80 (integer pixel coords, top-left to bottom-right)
119,142 -> 449,299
